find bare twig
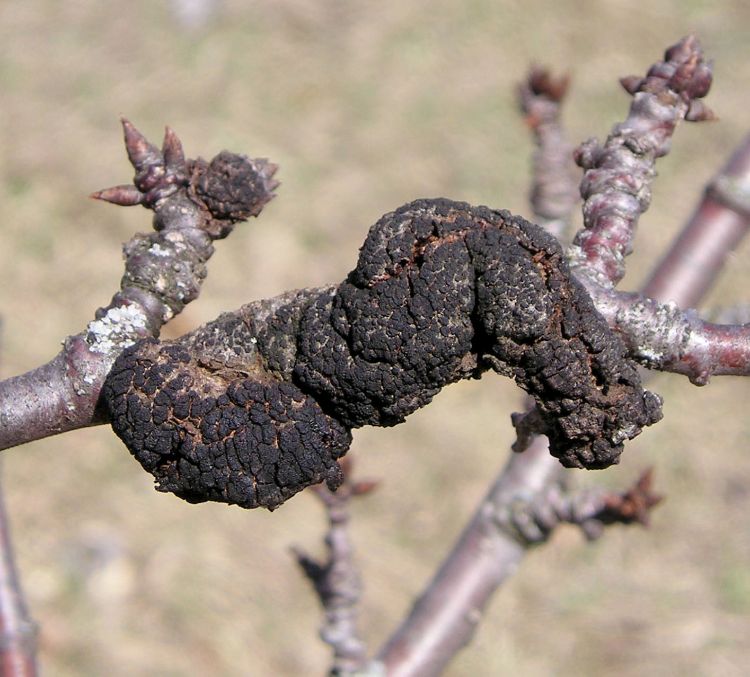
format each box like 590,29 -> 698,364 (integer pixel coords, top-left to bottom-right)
0,463 -> 37,677
493,468 -> 663,544
558,36 -> 750,384
371,443 -> 665,676
293,458 -> 375,676
569,35 -> 714,288
0,120 -> 278,451
517,67 -> 579,240
0,326 -> 37,676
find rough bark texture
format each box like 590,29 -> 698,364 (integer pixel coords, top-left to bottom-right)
0,121 -> 279,452
568,35 -> 713,288
104,199 -> 661,510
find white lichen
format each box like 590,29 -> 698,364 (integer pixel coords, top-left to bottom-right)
149,243 -> 172,257
86,304 -> 149,354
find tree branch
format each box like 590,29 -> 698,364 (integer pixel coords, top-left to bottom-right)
374,437 -> 558,677
643,133 -> 750,304
0,121 -> 278,450
588,287 -> 750,384
556,35 -> 750,384
0,328 -> 37,676
517,67 -> 579,240
0,462 -> 37,677
371,449 -> 663,677
372,37 -> 750,676
568,35 -> 714,288
292,458 -> 376,676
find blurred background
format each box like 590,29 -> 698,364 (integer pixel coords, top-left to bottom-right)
1,1 -> 749,675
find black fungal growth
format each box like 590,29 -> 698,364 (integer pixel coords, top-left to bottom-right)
104,199 -> 662,510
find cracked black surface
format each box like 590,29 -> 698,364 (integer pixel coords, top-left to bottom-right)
104,198 -> 662,510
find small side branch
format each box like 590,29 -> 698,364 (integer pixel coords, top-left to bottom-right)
293,459 -> 376,676
517,67 -> 579,240
372,442 -> 661,677
0,120 -> 278,451
560,36 -> 750,384
500,467 -> 663,544
569,35 -> 714,287
0,462 -> 37,677
0,329 -> 37,676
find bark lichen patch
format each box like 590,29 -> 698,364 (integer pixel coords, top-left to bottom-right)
86,305 -> 150,355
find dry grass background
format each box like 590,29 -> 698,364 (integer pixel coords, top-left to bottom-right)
1,1 -> 750,675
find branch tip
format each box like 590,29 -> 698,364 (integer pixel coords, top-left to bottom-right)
526,66 -> 570,102
518,66 -> 572,130
256,158 -> 281,193
599,468 -> 664,526
121,117 -> 162,173
636,35 -> 713,105
510,407 -> 546,454
619,75 -> 643,95
162,125 -> 187,173
89,184 -> 145,206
